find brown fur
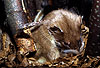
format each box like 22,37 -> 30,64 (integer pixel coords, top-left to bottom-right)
43,9 -> 82,49
32,9 -> 82,62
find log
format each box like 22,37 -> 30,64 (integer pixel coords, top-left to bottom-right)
3,0 -> 28,36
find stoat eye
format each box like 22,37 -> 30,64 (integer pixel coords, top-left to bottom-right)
49,26 -> 62,33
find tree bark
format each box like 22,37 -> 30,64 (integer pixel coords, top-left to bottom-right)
3,0 -> 28,36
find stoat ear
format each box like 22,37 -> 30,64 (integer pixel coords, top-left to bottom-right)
79,16 -> 83,25
75,16 -> 83,26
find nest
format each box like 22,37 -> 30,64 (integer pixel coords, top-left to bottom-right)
0,23 -> 93,68
0,9 -> 96,68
